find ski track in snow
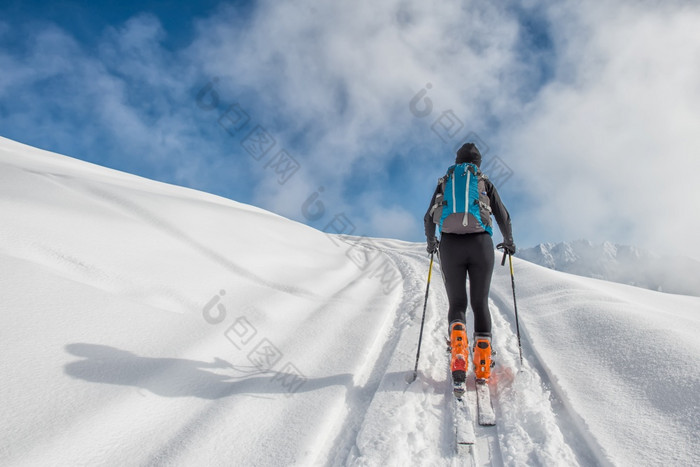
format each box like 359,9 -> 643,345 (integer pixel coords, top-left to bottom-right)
340,242 -> 582,467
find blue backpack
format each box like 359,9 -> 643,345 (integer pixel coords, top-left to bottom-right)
430,163 -> 493,236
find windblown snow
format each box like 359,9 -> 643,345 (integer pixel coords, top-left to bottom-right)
1,136 -> 699,466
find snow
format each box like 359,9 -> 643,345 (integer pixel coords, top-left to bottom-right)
1,136 -> 699,466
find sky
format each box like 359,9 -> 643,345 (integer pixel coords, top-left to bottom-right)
1,0 -> 700,257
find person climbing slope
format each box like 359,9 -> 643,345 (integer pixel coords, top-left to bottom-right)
424,143 -> 515,388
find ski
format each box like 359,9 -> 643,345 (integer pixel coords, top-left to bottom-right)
475,379 -> 495,426
447,337 -> 475,450
454,394 -> 476,447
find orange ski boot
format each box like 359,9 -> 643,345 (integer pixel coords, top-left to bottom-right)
473,334 -> 494,382
450,321 -> 468,385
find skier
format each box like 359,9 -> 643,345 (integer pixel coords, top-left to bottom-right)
424,143 -> 515,385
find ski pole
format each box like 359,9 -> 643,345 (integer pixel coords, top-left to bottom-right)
409,252 -> 434,383
501,250 -> 523,365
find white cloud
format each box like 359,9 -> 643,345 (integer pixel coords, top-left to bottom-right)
191,2 -> 521,159
501,1 -> 700,256
186,0 -> 533,239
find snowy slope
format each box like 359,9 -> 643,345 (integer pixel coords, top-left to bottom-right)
519,240 -> 700,297
1,136 -> 699,466
490,261 -> 700,466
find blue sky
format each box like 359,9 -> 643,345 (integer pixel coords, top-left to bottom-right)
2,0 -> 700,257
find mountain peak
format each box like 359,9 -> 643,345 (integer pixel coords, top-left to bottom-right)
519,240 -> 699,297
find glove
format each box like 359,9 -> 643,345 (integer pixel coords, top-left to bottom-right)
497,241 -> 516,255
426,237 -> 439,254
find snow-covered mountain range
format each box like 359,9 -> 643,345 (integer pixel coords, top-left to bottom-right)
1,136 -> 698,466
519,240 -> 700,297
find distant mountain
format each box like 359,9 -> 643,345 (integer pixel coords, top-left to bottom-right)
518,240 -> 700,297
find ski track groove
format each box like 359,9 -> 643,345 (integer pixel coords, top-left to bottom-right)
489,288 -> 614,467
487,281 -> 586,466
425,250 -> 584,467
338,244 -> 461,466
429,273 -> 469,465
422,255 -> 489,466
319,245 -> 423,465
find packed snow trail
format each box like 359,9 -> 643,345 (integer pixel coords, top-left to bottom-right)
344,241 -> 580,466
1,137 -> 699,466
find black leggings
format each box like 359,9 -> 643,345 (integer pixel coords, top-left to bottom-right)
439,232 -> 494,335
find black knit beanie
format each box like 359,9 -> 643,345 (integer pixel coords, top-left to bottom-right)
456,143 -> 482,167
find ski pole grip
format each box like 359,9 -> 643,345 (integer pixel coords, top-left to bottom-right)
501,250 -> 507,266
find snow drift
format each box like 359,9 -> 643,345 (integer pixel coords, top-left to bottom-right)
1,136 -> 698,466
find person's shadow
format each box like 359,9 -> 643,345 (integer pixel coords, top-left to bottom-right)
64,343 -> 360,399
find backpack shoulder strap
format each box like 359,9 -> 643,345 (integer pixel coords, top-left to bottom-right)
436,165 -> 457,191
